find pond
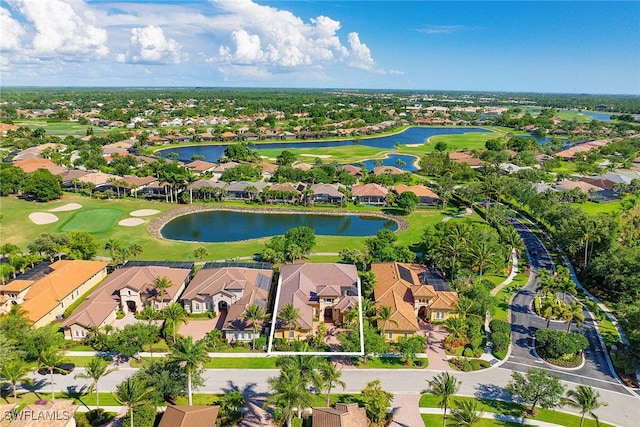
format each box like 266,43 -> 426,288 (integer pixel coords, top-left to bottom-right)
159,126 -> 491,163
160,210 -> 398,242
352,154 -> 419,171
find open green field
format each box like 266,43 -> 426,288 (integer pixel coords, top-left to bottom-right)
1,195 -> 469,261
422,415 -> 520,426
12,119 -> 108,136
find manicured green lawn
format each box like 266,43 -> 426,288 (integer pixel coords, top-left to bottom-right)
570,201 -> 622,216
422,414 -> 520,426
419,394 -> 615,427
58,208 -> 122,233
353,357 -> 428,369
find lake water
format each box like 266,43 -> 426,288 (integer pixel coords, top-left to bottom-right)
159,127 -> 491,163
352,154 -> 419,171
161,210 -> 398,242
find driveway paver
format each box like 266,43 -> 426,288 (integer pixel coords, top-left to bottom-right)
390,393 -> 423,427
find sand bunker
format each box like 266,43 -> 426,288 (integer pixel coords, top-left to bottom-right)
29,212 -> 59,225
130,209 -> 160,217
405,143 -> 424,147
49,203 -> 83,212
300,154 -> 331,158
118,218 -> 145,226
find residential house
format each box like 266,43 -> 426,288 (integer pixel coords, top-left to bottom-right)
310,183 -> 345,205
12,158 -> 66,175
254,161 -> 279,180
14,260 -> 108,328
11,143 -> 61,162
61,263 -> 193,340
292,162 -> 314,171
263,182 -> 303,204
158,406 -> 220,427
210,161 -> 239,181
393,184 -> 440,206
58,170 -> 91,189
338,165 -> 363,180
225,181 -> 268,200
351,183 -> 388,205
220,131 -> 237,141
448,152 -> 485,168
372,262 -> 458,341
274,263 -> 360,341
312,403 -> 367,427
372,165 -> 404,176
9,400 -> 78,427
185,160 -> 217,175
180,263 -> 273,343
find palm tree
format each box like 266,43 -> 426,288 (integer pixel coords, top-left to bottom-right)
469,240 -> 496,278
183,170 -> 198,204
562,301 -> 585,332
451,400 -> 484,427
38,347 -> 65,401
112,377 -> 155,427
266,369 -> 313,427
104,239 -> 122,260
137,305 -> 161,356
444,316 -> 468,345
241,303 -> 267,350
424,372 -> 461,427
152,276 -> 174,310
440,236 -> 466,279
128,244 -> 143,260
453,296 -> 474,320
535,269 -> 555,298
375,305 -> 398,337
74,357 -> 117,412
170,336 -> 209,406
0,360 -> 32,404
276,353 -> 324,399
319,361 -> 346,406
563,385 -> 607,427
163,303 -> 188,344
278,303 -> 301,342
541,297 -> 561,328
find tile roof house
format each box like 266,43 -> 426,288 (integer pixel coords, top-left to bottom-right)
158,405 -> 219,427
393,184 -> 440,206
225,181 -> 268,200
16,260 -> 108,328
448,152 -> 486,168
12,158 -> 66,174
372,262 -> 458,341
310,183 -> 345,205
274,263 -> 359,341
372,165 -> 404,176
181,264 -> 273,343
312,403 -> 368,427
61,263 -> 193,340
351,183 -> 389,205
9,400 -> 78,427
185,160 -> 218,175
338,165 -> 363,180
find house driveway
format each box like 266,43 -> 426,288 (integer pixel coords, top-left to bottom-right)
420,322 -> 451,371
389,393 -> 423,427
178,318 -> 218,341
239,393 -> 275,427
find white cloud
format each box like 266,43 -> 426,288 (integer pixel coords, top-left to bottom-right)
417,25 -> 466,35
347,32 -> 374,71
210,0 -> 376,74
118,25 -> 185,64
0,7 -> 26,51
8,0 -> 108,59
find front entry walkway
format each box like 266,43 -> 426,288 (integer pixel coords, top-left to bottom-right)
420,322 -> 451,371
389,393 -> 423,427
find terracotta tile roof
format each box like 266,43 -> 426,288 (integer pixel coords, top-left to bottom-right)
312,403 -> 367,427
9,401 -> 78,427
1,279 -> 35,293
292,162 -> 314,171
310,183 -> 344,198
351,183 -> 388,197
158,405 -> 219,427
21,260 -> 108,323
186,160 -> 217,173
255,162 -> 279,173
277,264 -> 358,330
372,165 -> 404,175
556,179 -> 601,194
394,184 -> 440,199
430,291 -> 458,310
338,165 -> 363,176
12,158 -> 66,174
269,183 -> 301,193
62,265 -> 191,329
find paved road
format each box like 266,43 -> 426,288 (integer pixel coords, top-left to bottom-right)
27,366 -> 640,427
504,219 -> 627,395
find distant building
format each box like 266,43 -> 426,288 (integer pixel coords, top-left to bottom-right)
158,405 -> 219,427
312,403 -> 367,427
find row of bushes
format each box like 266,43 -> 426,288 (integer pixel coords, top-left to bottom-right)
535,328 -> 588,361
489,319 -> 510,355
450,357 -> 491,371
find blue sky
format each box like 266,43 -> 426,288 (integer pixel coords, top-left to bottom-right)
1,1 -> 638,94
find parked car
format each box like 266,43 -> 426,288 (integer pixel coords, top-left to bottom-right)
37,363 -> 75,375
